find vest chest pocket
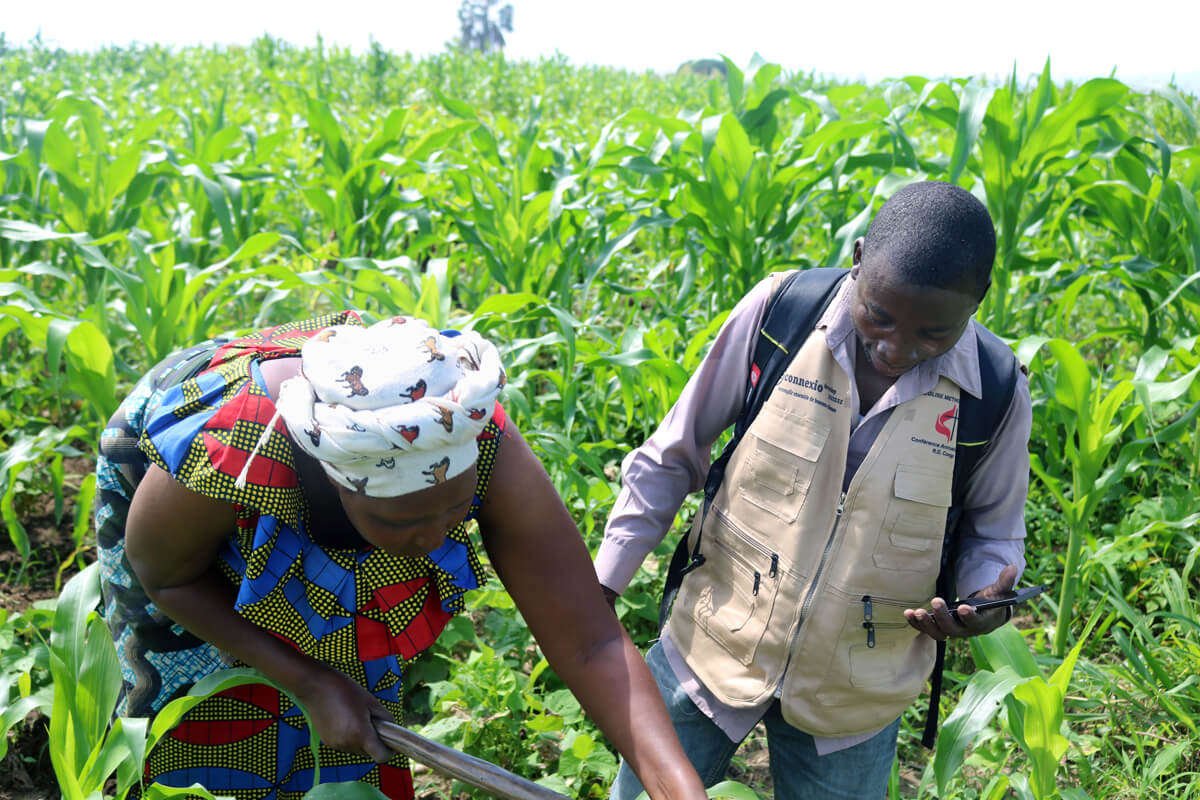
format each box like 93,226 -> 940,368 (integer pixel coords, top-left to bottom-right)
872,464 -> 952,572
740,409 -> 830,524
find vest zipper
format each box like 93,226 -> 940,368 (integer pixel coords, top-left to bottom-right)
797,491 -> 847,629
711,506 -> 778,564
773,491 -> 847,692
862,594 -> 875,648
707,505 -> 779,603
861,595 -> 912,649
862,595 -> 922,609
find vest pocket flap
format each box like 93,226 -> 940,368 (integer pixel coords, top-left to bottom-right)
754,405 -> 830,461
892,465 -> 952,507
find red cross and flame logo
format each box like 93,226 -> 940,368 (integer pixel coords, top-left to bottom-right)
935,404 -> 958,443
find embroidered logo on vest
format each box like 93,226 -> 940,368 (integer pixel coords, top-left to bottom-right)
935,405 -> 958,442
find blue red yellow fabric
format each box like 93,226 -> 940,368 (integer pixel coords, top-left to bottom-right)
96,312 -> 506,800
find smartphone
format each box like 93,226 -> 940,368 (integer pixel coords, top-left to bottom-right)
949,584 -> 1048,619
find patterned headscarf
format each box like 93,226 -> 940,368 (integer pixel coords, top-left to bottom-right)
257,316 -> 504,497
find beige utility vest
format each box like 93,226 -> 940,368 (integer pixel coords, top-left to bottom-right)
665,327 -> 962,737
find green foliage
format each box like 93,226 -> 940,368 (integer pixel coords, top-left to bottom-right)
0,40 -> 1198,799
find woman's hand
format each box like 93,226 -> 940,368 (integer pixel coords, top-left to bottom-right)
127,465 -> 397,762
294,664 -> 396,763
904,564 -> 1020,640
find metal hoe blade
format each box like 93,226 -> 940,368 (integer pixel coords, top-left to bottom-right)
375,720 -> 569,800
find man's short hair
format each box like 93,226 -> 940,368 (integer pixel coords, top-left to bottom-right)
862,181 -> 996,298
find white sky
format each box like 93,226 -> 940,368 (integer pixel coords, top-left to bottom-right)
3,0 -> 1198,91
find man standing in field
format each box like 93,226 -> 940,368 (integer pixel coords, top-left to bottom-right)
598,181 -> 1032,799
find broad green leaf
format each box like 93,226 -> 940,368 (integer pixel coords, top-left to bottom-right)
419,714 -> 468,745
708,781 -> 763,799
64,320 -> 117,417
201,125 -> 242,163
48,704 -> 84,800
721,55 -> 745,111
50,565 -> 103,679
0,695 -> 47,759
1133,360 -> 1200,406
969,622 -> 1041,678
570,732 -> 594,758
1022,79 -> 1128,169
306,96 -> 344,149
0,218 -> 83,242
436,91 -> 478,121
933,665 -> 1031,797
713,113 -> 754,189
404,119 -> 477,161
76,615 -> 123,747
1011,678 -> 1069,799
111,716 -> 149,794
1045,339 -> 1091,413
224,232 -> 282,265
42,120 -> 81,179
105,147 -> 142,200
950,83 -> 995,183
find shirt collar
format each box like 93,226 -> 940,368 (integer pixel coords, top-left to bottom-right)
816,275 -> 984,400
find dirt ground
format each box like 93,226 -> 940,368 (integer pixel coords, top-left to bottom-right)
1,484 -> 87,800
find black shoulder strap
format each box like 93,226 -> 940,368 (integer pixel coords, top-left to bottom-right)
729,268 -> 851,468
924,324 -> 1022,748
658,268 -> 848,629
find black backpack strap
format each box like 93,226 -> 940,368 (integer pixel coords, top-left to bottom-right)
922,324 -> 1022,748
658,268 -> 849,630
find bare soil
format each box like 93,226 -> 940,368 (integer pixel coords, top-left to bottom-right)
0,461 -> 92,800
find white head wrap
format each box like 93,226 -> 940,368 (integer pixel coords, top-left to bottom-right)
256,316 -> 504,497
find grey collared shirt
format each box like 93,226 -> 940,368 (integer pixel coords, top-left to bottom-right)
595,273 -> 1031,750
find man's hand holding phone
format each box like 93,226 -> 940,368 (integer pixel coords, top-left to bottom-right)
904,565 -> 1040,641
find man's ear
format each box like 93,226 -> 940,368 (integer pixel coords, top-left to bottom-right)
849,239 -> 868,280
978,277 -> 992,302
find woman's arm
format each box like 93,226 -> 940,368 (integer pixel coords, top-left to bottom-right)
125,465 -> 394,762
478,423 -> 706,800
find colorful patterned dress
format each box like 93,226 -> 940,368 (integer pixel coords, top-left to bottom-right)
96,312 -> 506,799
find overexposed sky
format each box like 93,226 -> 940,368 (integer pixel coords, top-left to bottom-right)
3,0 -> 1198,90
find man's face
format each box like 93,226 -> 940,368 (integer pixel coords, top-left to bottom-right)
850,248 -> 980,379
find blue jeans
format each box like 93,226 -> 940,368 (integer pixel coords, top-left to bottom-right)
610,641 -> 900,800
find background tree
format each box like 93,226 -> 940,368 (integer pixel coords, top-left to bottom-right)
457,0 -> 514,53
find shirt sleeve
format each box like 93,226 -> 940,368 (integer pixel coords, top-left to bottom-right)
594,277 -> 775,594
953,367 -> 1033,599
